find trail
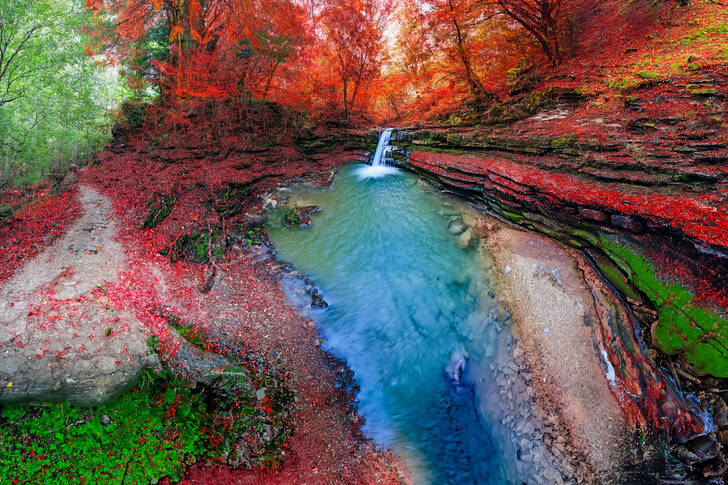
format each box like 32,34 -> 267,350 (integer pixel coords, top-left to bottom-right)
0,185 -> 150,405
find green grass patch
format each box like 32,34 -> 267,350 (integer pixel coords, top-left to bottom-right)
0,370 -> 208,484
597,235 -> 728,377
0,363 -> 292,484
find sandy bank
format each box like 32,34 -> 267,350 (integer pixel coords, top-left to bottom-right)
465,212 -> 635,481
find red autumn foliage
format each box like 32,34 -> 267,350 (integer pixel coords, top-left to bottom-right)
409,149 -> 728,249
0,186 -> 82,285
86,0 -> 391,122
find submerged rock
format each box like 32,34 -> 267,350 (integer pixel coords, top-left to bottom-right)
284,205 -> 321,227
448,219 -> 468,235
310,288 -> 328,308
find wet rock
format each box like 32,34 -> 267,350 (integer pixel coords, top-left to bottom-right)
718,429 -> 728,448
610,214 -> 644,233
702,454 -> 728,478
578,208 -> 609,222
672,445 -> 701,465
311,289 -> 328,308
448,219 -> 468,235
284,205 -> 321,227
687,434 -> 720,461
710,395 -> 728,428
456,229 -> 472,248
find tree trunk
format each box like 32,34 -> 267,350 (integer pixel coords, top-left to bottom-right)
448,0 -> 492,101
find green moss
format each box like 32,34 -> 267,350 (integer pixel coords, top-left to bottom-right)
550,136 -> 577,150
197,232 -> 211,261
594,257 -> 643,302
144,194 -> 177,229
527,90 -> 548,111
567,228 -> 601,247
500,207 -> 525,224
0,202 -> 14,222
597,235 -> 728,377
530,222 -> 562,240
636,70 -> 660,80
169,229 -> 223,263
688,87 -> 717,95
176,325 -> 208,350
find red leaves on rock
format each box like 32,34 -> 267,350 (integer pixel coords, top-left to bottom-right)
410,150 -> 728,249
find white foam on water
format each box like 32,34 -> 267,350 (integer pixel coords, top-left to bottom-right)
354,164 -> 400,179
602,350 -> 617,388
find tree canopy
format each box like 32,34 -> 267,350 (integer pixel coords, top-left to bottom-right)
0,0 -> 127,187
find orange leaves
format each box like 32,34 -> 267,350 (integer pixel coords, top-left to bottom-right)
85,0 -> 104,10
189,0 -> 202,21
86,0 -> 391,119
169,25 -> 183,43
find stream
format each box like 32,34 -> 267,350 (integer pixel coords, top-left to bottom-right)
268,145 -> 520,483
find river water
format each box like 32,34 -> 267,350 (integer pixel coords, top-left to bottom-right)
268,163 -> 518,484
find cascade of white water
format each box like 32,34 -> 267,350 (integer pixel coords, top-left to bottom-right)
371,128 -> 393,166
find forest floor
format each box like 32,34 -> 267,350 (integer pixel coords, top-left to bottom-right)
0,115 -> 407,483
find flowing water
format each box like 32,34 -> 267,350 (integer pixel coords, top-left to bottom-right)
268,151 -> 518,483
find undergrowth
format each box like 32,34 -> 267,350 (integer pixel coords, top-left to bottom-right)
0,355 -> 294,485
0,369 -> 208,484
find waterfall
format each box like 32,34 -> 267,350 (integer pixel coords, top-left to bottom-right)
355,128 -> 399,179
371,128 -> 393,167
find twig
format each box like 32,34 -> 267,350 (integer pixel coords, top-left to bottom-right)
120,450 -> 134,485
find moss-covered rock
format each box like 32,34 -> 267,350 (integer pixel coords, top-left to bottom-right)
597,235 -> 728,377
164,227 -> 226,263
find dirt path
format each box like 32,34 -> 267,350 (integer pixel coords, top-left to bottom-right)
0,185 -> 150,405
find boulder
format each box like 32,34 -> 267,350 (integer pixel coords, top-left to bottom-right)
578,207 -> 609,222
0,301 -> 157,406
611,214 -> 644,233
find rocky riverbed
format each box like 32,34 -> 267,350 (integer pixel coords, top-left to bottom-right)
425,186 -> 715,483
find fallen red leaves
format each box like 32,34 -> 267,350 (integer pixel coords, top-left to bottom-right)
0,186 -> 82,285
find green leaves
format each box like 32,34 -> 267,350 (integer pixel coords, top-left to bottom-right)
0,0 -> 128,187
